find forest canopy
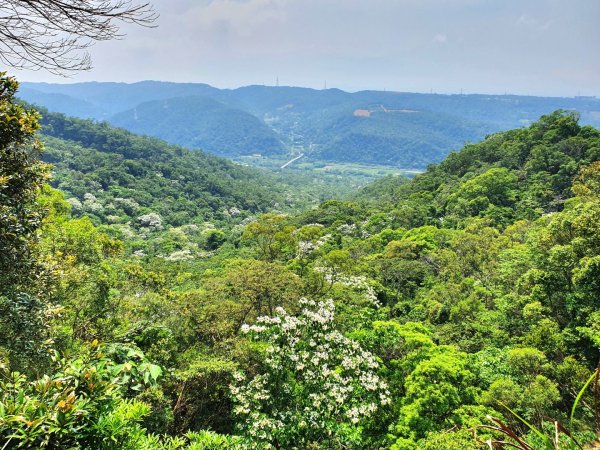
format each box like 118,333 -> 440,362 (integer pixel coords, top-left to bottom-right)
1,71 -> 599,449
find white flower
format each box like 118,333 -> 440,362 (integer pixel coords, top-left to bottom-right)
138,212 -> 162,229
231,297 -> 388,444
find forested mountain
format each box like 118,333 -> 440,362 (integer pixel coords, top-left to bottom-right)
110,96 -> 286,157
355,110 -> 600,222
37,109 -> 286,228
312,108 -> 489,167
34,108 -> 367,257
3,68 -> 600,450
19,81 -> 220,117
19,81 -> 600,168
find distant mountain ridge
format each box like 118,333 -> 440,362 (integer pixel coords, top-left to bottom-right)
19,81 -> 600,168
110,96 -> 286,157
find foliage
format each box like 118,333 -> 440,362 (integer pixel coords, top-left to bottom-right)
37,110 -> 285,230
0,72 -> 48,294
231,298 -> 390,448
111,96 -> 286,157
0,72 -> 54,372
0,343 -> 162,449
4,71 -> 600,450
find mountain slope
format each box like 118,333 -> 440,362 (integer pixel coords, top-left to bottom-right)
110,96 -> 286,157
21,81 -> 221,118
38,109 -> 288,227
21,81 -> 600,167
354,110 -> 600,226
17,87 -> 107,119
312,108 -> 493,167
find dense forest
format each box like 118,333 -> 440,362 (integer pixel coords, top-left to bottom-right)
39,108 -> 284,226
19,81 -> 600,168
33,107 -> 374,249
110,96 -> 287,158
2,72 -> 600,449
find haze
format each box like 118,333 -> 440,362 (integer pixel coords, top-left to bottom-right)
13,0 -> 600,97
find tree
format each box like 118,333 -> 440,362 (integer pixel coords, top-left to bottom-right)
231,298 -> 390,449
393,347 -> 477,444
200,259 -> 303,338
242,214 -> 296,261
0,72 -> 54,371
0,0 -> 157,74
0,73 -> 48,292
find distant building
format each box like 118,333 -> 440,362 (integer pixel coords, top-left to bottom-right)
353,109 -> 371,117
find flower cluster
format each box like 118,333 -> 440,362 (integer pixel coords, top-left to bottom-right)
296,232 -> 331,259
315,268 -> 381,307
163,249 -> 194,261
297,240 -> 317,258
137,212 -> 162,229
336,223 -> 357,235
83,192 -> 104,213
231,298 -> 390,447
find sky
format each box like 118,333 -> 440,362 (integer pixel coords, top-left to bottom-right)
13,0 -> 600,97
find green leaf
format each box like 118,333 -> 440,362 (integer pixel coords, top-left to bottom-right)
570,367 -> 599,425
148,364 -> 162,381
499,401 -> 553,450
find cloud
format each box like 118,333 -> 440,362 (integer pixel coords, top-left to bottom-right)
517,15 -> 553,31
15,0 -> 600,96
433,34 -> 448,44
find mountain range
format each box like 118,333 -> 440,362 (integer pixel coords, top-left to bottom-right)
19,81 -> 600,168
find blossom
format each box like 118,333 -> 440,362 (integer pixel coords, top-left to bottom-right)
230,298 -> 390,447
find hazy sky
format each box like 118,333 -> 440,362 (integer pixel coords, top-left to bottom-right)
13,0 -> 600,96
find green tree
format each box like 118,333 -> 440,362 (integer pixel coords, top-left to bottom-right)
198,259 -> 303,340
0,73 -> 54,372
0,343 -> 162,449
392,347 -> 478,444
242,214 -> 296,261
0,73 -> 49,294
231,298 -> 390,449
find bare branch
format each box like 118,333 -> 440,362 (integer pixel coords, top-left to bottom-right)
0,0 -> 157,74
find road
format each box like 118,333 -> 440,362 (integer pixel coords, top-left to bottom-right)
280,153 -> 305,169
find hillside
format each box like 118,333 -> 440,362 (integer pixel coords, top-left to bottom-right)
5,75 -> 600,450
19,81 -> 600,168
37,109 -> 287,228
355,109 -> 600,222
18,81 -> 221,118
313,108 -> 491,166
110,96 -> 286,157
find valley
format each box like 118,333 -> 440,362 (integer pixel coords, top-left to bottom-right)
3,71 -> 600,448
2,1 -> 599,448
19,81 -> 600,173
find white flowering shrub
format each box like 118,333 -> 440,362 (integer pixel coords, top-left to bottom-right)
114,197 -> 140,214
314,267 -> 381,308
336,222 -> 357,236
296,239 -> 317,258
296,233 -> 332,260
163,249 -> 194,261
138,213 -> 162,229
83,192 -> 97,202
82,192 -> 105,213
231,298 -> 390,449
66,197 -> 83,211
